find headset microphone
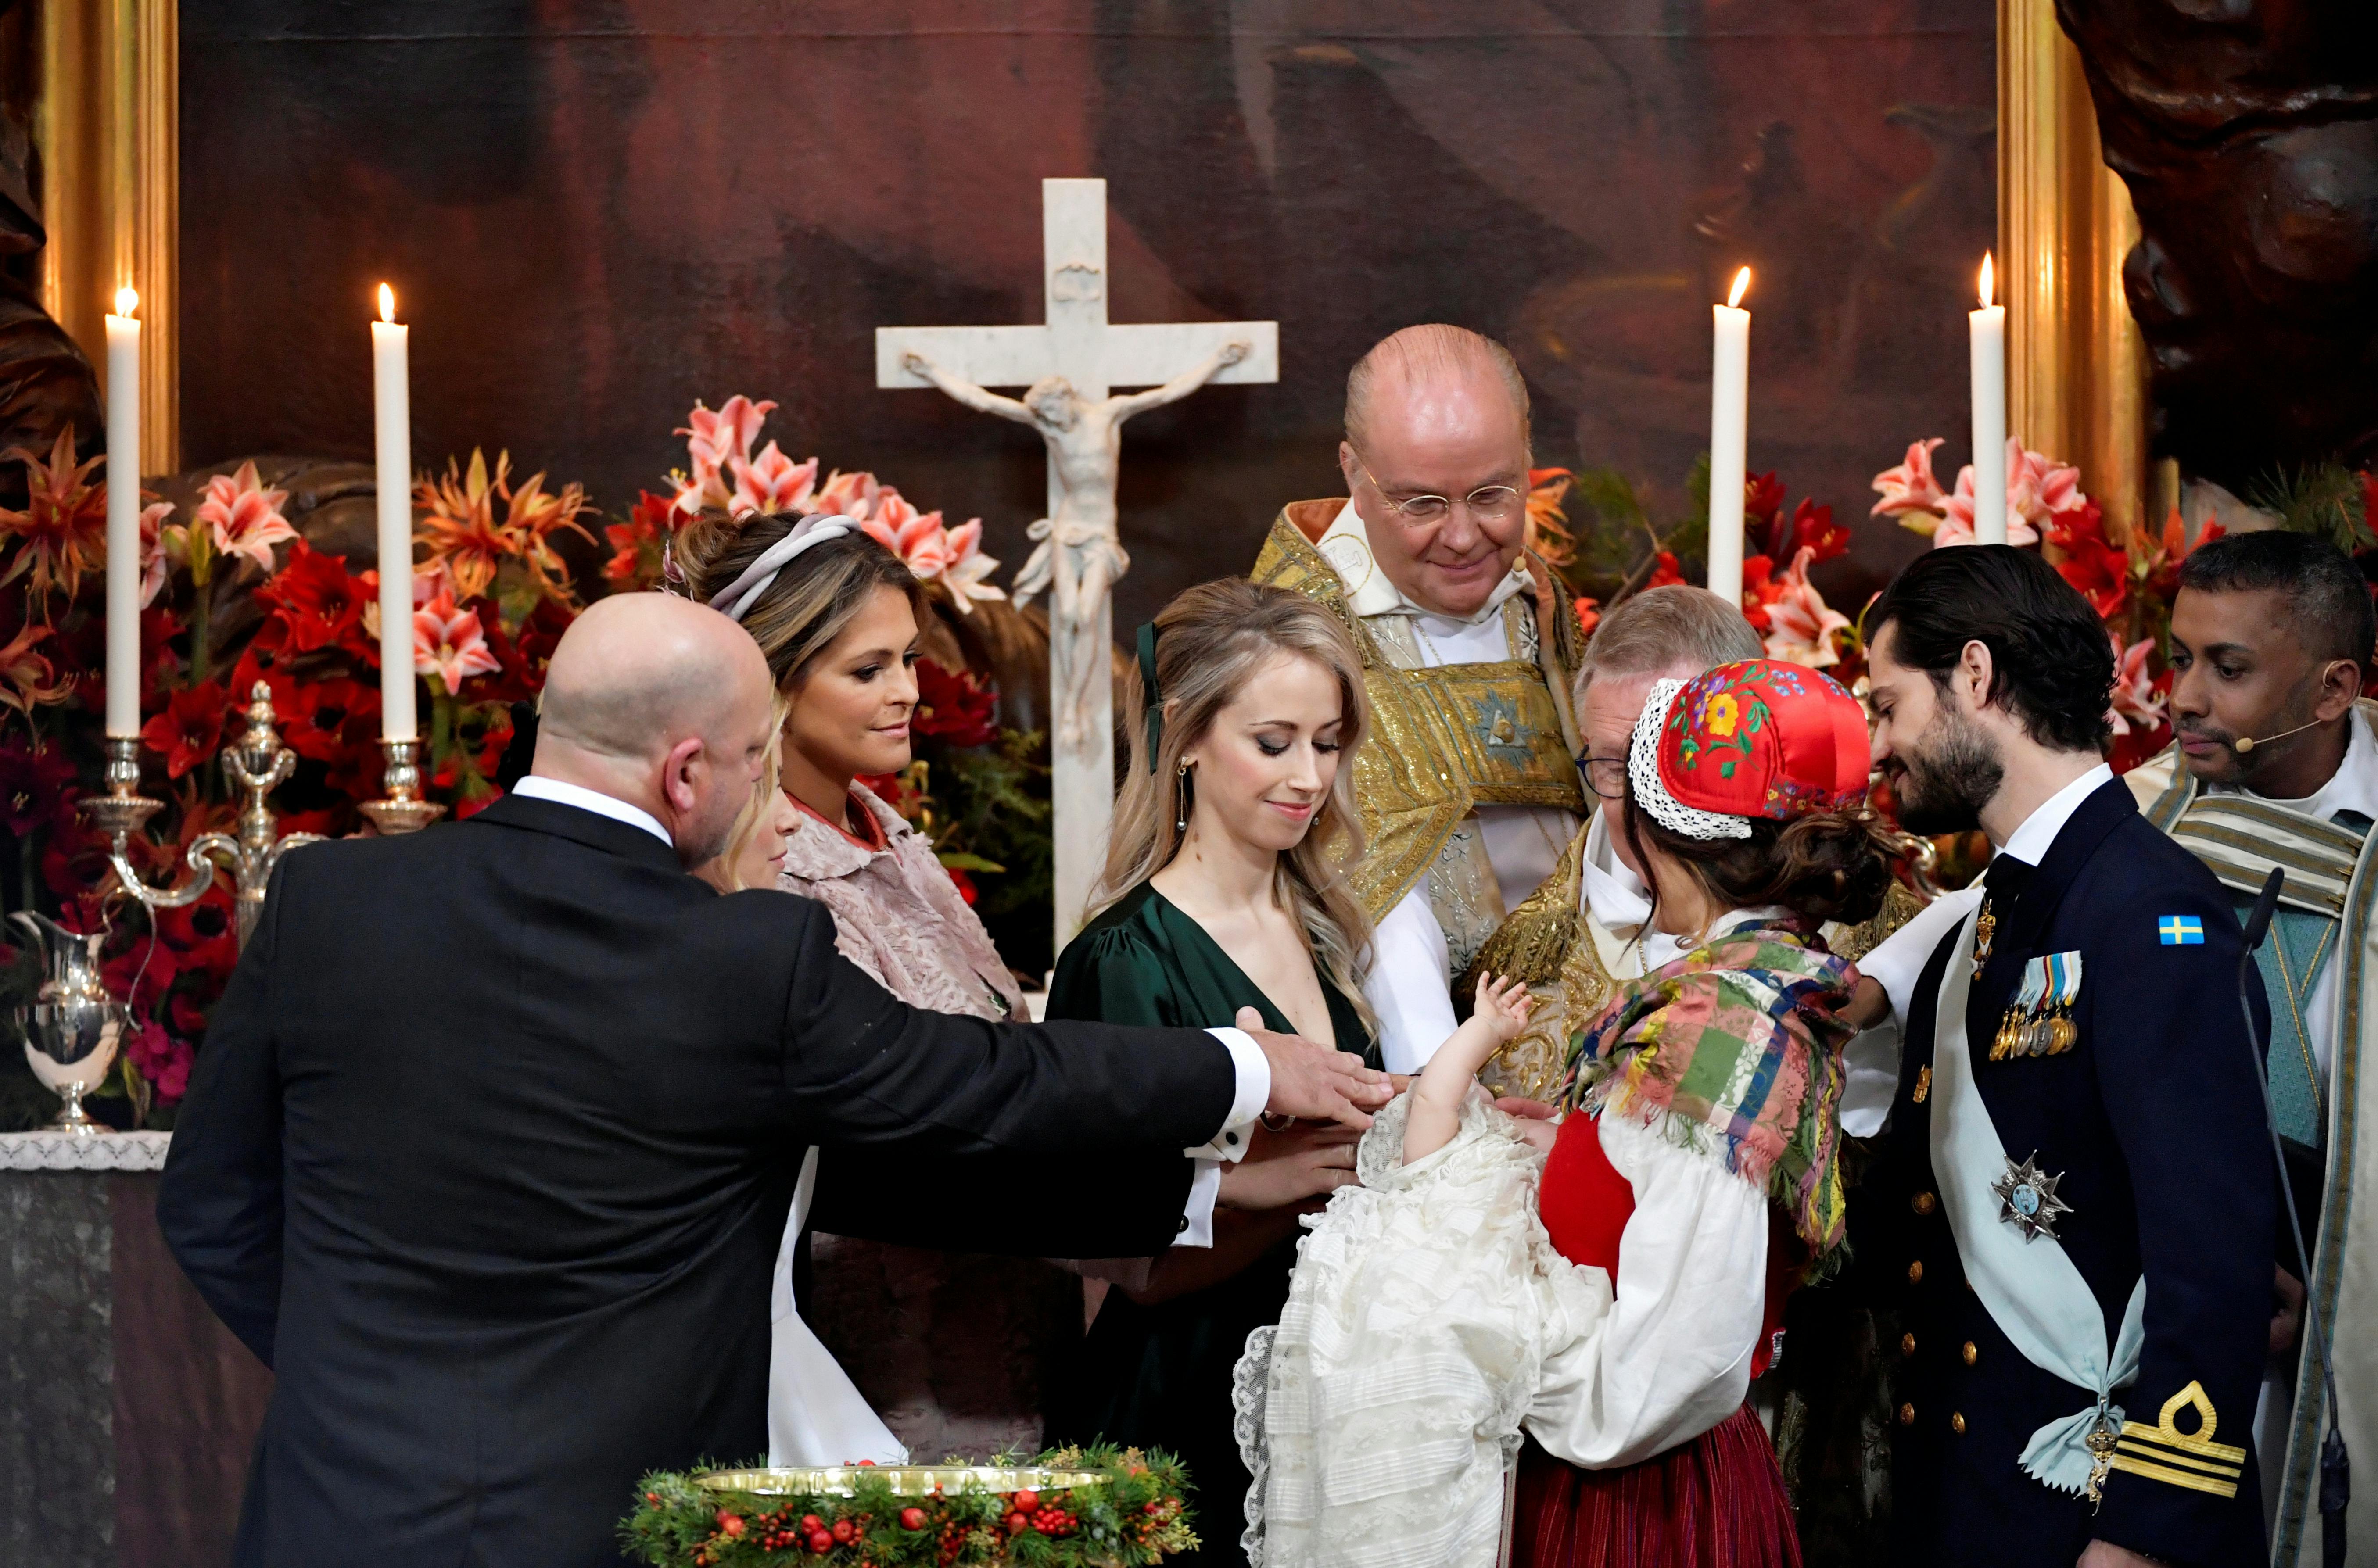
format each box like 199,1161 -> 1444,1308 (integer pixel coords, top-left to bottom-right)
2232,718 -> 2324,753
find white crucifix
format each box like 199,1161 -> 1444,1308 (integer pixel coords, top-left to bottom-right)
877,177 -> 1278,946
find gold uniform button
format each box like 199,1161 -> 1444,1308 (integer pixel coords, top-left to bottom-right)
1951,1412 -> 1967,1435
1961,1341 -> 1978,1366
1912,1191 -> 1937,1215
1908,1260 -> 1925,1284
1898,1403 -> 1916,1427
1900,1332 -> 1917,1358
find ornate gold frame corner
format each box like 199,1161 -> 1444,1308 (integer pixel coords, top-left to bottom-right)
36,0 -> 176,476
1998,0 -> 2147,537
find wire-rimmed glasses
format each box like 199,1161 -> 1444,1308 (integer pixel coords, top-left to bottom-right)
1580,754 -> 1627,801
1351,458 -> 1526,527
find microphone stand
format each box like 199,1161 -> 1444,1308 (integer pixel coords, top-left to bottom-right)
2237,866 -> 2348,1566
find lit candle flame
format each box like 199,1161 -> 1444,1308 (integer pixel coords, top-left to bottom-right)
378,283 -> 396,324
113,286 -> 138,319
1978,253 -> 1995,309
1726,266 -> 1752,310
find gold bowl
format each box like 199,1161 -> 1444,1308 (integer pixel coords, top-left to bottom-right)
695,1466 -> 1109,1498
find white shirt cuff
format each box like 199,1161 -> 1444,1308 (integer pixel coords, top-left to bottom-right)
1175,1160 -> 1221,1249
1838,1022 -> 1901,1138
1364,887 -> 1459,1075
1186,1027 -> 1268,1161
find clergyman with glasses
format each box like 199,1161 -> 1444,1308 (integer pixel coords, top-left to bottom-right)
1251,323 -> 1591,1073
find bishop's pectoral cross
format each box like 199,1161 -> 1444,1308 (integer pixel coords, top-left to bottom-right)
876,178 -> 1278,945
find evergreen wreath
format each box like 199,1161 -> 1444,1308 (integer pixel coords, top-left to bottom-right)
622,1446 -> 1196,1567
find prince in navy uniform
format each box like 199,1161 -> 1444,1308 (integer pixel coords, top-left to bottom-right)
1865,547 -> 2276,1567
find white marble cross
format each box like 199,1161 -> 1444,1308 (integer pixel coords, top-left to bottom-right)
877,177 -> 1278,945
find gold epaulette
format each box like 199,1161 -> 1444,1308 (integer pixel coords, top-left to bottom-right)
1828,877 -> 1926,965
2107,1382 -> 2247,1500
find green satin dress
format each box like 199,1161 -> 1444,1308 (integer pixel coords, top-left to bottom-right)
1042,881 -> 1378,1567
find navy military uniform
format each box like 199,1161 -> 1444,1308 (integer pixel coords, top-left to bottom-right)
1883,777 -> 2276,1565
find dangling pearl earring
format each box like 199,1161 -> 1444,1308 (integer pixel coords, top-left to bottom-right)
1176,761 -> 1191,833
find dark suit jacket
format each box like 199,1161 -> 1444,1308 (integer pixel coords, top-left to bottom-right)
156,795 -> 1234,1568
1883,780 -> 2275,1567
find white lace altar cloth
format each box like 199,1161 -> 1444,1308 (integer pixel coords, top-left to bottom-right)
0,1129 -> 172,1171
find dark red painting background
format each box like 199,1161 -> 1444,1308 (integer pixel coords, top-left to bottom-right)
179,1 -> 1994,626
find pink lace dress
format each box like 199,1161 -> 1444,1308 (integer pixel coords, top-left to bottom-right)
777,784 -> 1070,1458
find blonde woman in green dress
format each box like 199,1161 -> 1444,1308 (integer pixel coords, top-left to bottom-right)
1044,578 -> 1384,1566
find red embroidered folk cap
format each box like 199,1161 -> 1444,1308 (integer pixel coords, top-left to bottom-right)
1626,658 -> 1871,840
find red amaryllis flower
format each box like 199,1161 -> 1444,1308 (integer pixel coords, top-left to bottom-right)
413,587 -> 501,694
944,863 -> 979,906
0,735 -> 75,835
276,677 -> 378,764
258,540 -> 369,653
1786,497 -> 1848,563
102,942 -> 180,1015
155,887 -> 240,989
604,490 -> 679,583
1575,596 -> 1602,639
140,680 -> 230,778
2044,499 -> 2128,619
913,659 -> 998,747
1744,471 -> 1787,534
1645,551 -> 1685,589
124,1018 -> 195,1105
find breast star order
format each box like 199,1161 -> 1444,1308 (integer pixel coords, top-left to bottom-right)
1992,1151 -> 2073,1242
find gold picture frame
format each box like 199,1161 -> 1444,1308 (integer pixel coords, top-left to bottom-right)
34,0 -> 176,475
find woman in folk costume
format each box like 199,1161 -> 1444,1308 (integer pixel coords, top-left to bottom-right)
1237,659 -> 1898,1568
673,509 -> 1052,1464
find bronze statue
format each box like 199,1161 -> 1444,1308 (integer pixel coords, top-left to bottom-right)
2059,1 -> 2378,488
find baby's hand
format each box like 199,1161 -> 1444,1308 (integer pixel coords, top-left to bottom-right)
1471,971 -> 1534,1043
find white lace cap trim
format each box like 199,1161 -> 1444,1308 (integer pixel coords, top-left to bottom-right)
1627,677 -> 1753,841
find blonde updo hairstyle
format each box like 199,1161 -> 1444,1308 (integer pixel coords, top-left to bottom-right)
670,509 -> 929,695
1096,578 -> 1376,1022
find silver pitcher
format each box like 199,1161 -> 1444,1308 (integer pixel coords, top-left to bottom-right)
10,911 -> 126,1135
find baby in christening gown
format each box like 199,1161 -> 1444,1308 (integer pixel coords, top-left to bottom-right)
1237,658 -> 1879,1568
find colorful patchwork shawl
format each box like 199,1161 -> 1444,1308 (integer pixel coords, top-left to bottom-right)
1562,921 -> 1858,1255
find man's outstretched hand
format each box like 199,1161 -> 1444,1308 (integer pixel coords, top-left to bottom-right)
1236,1007 -> 1393,1131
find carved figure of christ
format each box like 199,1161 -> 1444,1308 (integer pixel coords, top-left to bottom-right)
875,177 -> 1277,944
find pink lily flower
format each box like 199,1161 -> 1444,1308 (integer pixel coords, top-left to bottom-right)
860,492 -> 958,577
1761,545 -> 1851,668
1870,437 -> 1947,521
2006,440 -> 2085,527
675,395 -> 777,506
728,442 -> 818,516
137,501 -> 177,608
2109,633 -> 2164,735
1933,463 -> 2042,550
936,518 -> 1007,615
412,587 -> 500,693
812,468 -> 883,523
196,460 -> 298,572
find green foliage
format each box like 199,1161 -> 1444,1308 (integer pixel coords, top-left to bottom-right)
2246,463 -> 2375,554
931,730 -> 1056,979
1559,455 -> 1717,601
621,1446 -> 1195,1567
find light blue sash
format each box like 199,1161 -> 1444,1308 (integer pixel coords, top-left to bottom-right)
1930,903 -> 2146,1493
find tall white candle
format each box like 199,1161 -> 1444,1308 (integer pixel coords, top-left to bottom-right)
1969,253 -> 2008,546
103,289 -> 141,737
1706,266 -> 1752,606
371,283 -> 416,742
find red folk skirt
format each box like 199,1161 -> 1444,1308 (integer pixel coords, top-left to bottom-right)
1514,1115 -> 1804,1567
1506,1410 -> 1802,1568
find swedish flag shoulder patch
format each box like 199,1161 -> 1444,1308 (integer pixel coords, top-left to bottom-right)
2157,915 -> 2204,946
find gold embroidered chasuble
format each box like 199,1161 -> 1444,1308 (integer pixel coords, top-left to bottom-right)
1252,501 -> 1587,958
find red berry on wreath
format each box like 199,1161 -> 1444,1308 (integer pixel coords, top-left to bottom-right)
832,1518 -> 856,1543
1013,1489 -> 1040,1511
808,1529 -> 833,1553
900,1507 -> 927,1531
718,1513 -> 745,1537
802,1514 -> 823,1531
1006,1511 -> 1029,1533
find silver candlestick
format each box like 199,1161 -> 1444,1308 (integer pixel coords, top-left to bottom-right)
79,681 -> 326,949
359,738 -> 445,835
